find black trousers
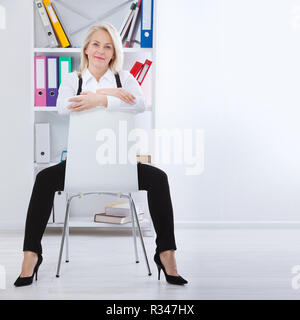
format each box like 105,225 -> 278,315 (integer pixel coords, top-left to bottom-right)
23,160 -> 177,255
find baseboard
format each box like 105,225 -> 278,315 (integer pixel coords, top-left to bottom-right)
174,221 -> 300,228
2,220 -> 300,231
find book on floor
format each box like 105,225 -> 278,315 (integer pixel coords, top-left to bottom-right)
94,212 -> 144,224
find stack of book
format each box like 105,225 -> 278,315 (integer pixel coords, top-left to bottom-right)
94,201 -> 144,224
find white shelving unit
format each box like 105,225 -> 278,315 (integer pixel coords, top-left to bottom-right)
31,0 -> 156,236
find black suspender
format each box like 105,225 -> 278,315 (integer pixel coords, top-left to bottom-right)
76,76 -> 83,95
77,72 -> 122,94
114,73 -> 122,88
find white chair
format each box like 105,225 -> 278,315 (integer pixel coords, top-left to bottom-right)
55,108 -> 152,277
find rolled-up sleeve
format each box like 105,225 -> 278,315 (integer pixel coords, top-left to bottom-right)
56,72 -> 77,115
106,71 -> 146,114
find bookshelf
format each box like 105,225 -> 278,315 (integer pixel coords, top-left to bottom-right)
31,0 -> 156,236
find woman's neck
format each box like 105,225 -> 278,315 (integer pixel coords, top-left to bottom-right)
88,65 -> 109,82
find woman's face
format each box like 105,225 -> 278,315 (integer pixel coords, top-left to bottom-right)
85,29 -> 115,69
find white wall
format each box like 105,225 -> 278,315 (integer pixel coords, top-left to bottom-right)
155,0 -> 300,221
0,0 -> 33,222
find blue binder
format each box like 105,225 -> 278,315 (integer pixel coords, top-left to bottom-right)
141,0 -> 153,48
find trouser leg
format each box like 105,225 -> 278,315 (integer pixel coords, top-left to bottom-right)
23,161 -> 66,255
137,163 -> 177,254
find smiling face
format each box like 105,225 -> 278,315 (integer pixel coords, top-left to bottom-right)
84,29 -> 115,70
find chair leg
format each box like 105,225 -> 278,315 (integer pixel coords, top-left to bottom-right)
56,198 -> 71,277
65,212 -> 69,263
129,199 -> 139,263
129,194 -> 152,276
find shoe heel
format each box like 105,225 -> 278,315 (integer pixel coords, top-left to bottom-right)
35,270 -> 38,281
157,264 -> 161,280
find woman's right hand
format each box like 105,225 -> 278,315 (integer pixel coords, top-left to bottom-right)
96,88 -> 136,104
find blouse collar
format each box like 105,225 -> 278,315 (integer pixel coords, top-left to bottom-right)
82,67 -> 115,86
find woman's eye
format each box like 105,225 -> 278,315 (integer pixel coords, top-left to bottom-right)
92,43 -> 111,48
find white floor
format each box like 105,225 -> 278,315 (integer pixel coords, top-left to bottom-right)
1,227 -> 300,300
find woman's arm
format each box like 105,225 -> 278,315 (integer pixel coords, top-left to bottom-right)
67,92 -> 107,112
95,88 -> 136,105
61,71 -> 146,114
104,71 -> 146,114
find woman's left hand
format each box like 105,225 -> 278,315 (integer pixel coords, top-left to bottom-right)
67,91 -> 105,112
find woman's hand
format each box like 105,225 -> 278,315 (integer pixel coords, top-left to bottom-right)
67,91 -> 107,112
96,88 -> 136,104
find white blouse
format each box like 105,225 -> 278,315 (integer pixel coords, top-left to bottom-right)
56,67 -> 146,115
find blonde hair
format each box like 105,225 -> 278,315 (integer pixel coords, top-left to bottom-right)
79,22 -> 124,76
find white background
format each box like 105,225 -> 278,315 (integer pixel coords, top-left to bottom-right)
1,0 -> 300,224
155,0 -> 300,222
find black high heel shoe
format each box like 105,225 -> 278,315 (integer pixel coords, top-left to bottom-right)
154,252 -> 188,285
14,254 -> 43,287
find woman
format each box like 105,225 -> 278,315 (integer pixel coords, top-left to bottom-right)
14,22 -> 188,287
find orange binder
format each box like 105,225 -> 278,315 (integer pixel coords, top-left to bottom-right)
43,0 -> 70,48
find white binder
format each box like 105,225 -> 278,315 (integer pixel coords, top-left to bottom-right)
49,207 -> 55,223
53,191 -> 67,223
35,123 -> 50,163
34,0 -> 59,48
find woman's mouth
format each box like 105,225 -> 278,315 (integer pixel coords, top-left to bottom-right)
95,56 -> 105,60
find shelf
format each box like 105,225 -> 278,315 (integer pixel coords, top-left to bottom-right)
34,48 -> 81,53
34,106 -> 58,111
47,216 -> 152,229
34,47 -> 153,53
34,105 -> 152,112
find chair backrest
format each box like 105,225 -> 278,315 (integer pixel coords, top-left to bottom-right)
64,108 -> 139,194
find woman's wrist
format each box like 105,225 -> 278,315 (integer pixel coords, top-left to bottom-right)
97,94 -> 108,107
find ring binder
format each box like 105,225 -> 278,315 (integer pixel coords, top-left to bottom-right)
34,0 -> 59,48
46,56 -> 59,106
43,0 -> 71,48
141,0 -> 153,48
34,56 -> 47,106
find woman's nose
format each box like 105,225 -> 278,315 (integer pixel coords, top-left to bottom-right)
97,47 -> 105,54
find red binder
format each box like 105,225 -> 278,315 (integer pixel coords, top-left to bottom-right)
130,61 -> 144,77
136,59 -> 152,85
